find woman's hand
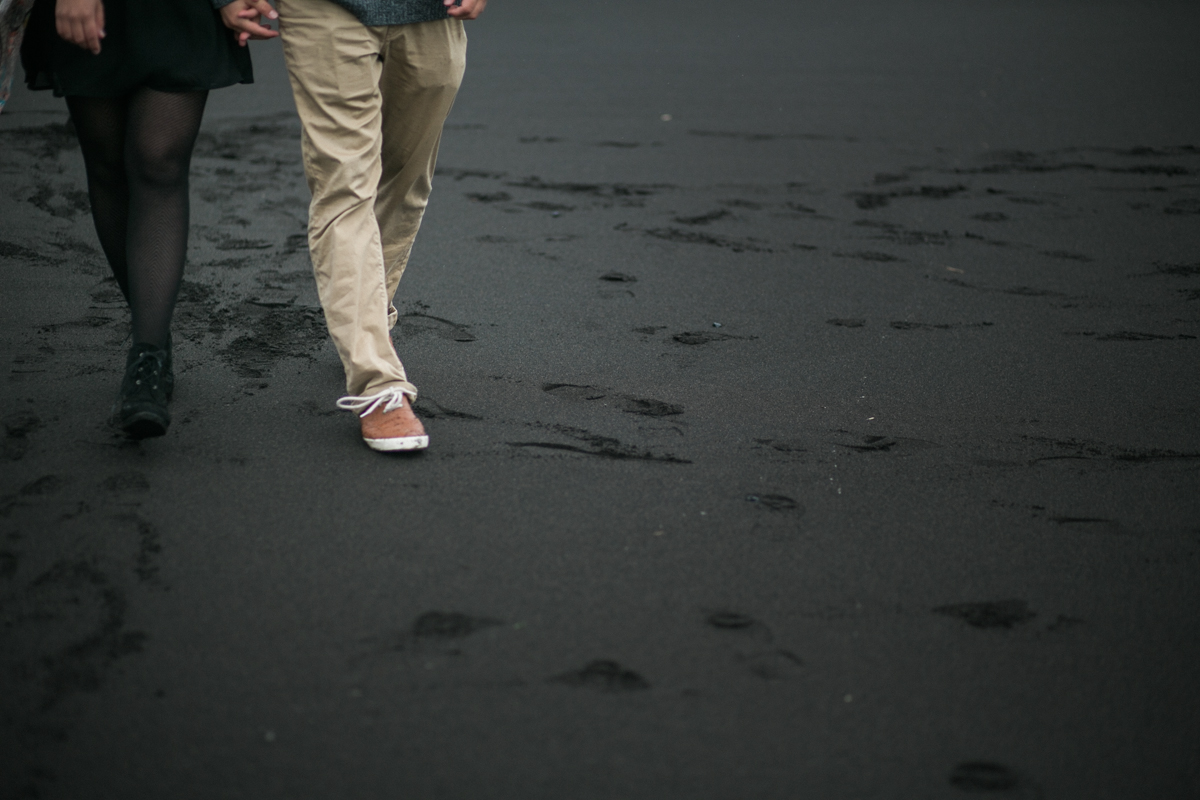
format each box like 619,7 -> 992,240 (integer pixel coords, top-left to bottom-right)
219,0 -> 279,47
56,0 -> 105,55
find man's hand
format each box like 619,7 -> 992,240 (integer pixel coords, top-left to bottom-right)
219,0 -> 280,47
56,0 -> 105,55
445,0 -> 486,21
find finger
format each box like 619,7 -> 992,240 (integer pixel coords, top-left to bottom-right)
235,5 -> 271,19
234,19 -> 279,38
70,19 -> 91,50
246,0 -> 278,20
86,16 -> 102,53
60,11 -> 98,52
95,1 -> 105,38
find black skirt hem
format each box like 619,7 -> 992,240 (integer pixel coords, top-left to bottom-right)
29,74 -> 255,98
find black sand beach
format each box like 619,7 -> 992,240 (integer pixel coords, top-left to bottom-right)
2,1 -> 1199,797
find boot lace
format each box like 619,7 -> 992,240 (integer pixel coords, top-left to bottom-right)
130,351 -> 164,391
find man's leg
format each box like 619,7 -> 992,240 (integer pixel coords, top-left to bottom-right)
376,18 -> 467,329
277,0 -> 415,400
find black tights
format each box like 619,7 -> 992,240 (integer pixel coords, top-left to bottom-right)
67,88 -> 208,349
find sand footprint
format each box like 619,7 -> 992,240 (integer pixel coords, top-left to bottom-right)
548,660 -> 650,692
508,424 -> 690,463
542,383 -> 684,417
831,430 -> 941,455
398,312 -> 477,342
359,611 -> 504,660
949,762 -> 1041,797
706,611 -> 804,681
412,396 -> 483,421
934,600 -> 1036,629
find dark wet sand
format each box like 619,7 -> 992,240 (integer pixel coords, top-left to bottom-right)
2,2 -> 1199,798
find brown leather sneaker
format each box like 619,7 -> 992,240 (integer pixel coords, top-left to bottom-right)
337,388 -> 428,452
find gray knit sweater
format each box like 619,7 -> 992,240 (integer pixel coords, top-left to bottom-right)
213,0 -> 450,27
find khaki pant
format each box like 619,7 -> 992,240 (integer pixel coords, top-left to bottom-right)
278,0 -> 466,398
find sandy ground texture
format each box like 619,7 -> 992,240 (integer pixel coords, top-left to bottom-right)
2,1 -> 1199,798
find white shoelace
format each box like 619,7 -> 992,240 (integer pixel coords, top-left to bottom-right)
336,387 -> 415,418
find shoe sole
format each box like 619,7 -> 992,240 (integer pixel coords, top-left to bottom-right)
364,434 -> 429,452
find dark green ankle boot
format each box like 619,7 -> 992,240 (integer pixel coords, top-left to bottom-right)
115,343 -> 171,438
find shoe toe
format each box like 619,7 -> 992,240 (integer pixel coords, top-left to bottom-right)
360,405 -> 428,451
120,411 -> 169,439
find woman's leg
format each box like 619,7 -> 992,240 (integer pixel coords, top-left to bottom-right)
65,88 -> 208,346
65,95 -> 132,300
122,87 -> 208,348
